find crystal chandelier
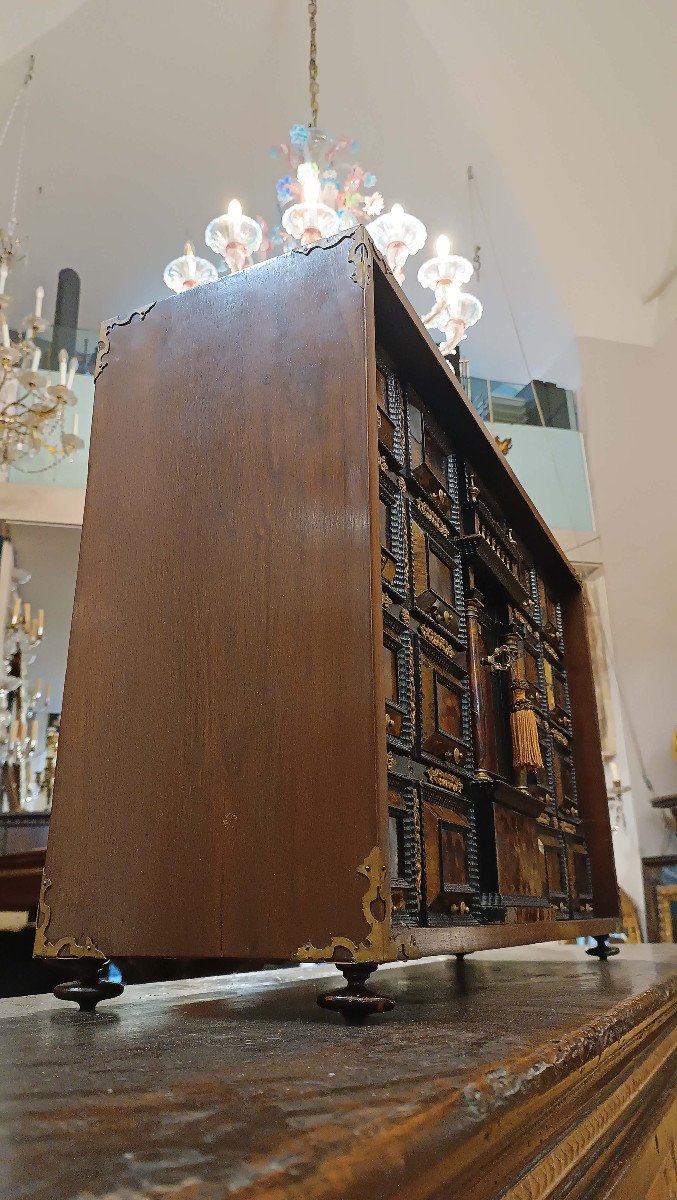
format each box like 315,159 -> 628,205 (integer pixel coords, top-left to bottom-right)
418,236 -> 483,356
0,563 -> 50,812
161,1 -> 483,361
0,59 -> 84,478
163,242 -> 218,293
367,203 -> 427,285
0,228 -> 84,479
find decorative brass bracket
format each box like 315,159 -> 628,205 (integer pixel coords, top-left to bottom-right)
33,874 -> 105,961
347,223 -> 372,290
94,302 -> 157,381
297,846 -> 417,964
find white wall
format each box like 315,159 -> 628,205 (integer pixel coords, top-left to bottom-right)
578,324 -> 677,859
8,523 -> 80,713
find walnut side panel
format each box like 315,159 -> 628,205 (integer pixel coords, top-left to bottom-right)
41,239 -> 383,959
562,586 -> 620,918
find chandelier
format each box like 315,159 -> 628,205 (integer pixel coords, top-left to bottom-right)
0,60 -> 84,478
0,560 -> 52,812
161,2 -> 483,363
0,228 -> 84,479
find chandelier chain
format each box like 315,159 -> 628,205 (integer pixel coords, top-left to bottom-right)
9,81 -> 32,231
0,55 -> 33,155
308,0 -> 319,128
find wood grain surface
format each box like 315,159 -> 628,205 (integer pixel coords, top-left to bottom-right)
2,945 -> 675,1200
44,240 -> 383,960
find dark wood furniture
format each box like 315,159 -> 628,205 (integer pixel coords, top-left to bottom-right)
0,814 -> 49,912
3,946 -> 676,1199
0,812 -> 49,859
0,848 -> 45,911
36,227 -> 619,1016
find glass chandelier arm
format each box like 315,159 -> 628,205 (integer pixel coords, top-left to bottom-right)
421,297 -> 446,326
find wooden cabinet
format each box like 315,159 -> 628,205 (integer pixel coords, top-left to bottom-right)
36,227 -> 619,1009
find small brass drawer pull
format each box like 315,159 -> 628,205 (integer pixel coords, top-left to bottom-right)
450,901 -> 470,915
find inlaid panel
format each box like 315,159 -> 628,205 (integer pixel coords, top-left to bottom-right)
493,804 -> 548,903
565,834 -> 594,915
406,389 -> 454,520
417,641 -> 469,769
383,615 -> 414,754
421,783 -> 478,923
387,775 -> 420,925
409,514 -> 462,637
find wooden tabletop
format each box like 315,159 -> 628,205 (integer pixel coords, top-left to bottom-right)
2,944 -> 676,1200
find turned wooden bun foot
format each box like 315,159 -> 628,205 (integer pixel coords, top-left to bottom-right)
53,959 -> 124,1011
585,935 -> 620,962
317,963 -> 395,1024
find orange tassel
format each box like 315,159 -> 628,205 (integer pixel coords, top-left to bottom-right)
511,686 -> 543,771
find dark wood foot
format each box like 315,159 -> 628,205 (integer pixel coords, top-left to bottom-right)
53,958 -> 124,1011
317,962 -> 394,1024
585,935 -> 620,962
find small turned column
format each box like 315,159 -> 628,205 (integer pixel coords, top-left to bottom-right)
585,935 -> 620,962
53,958 -> 124,1011
317,963 -> 395,1024
465,595 -> 493,780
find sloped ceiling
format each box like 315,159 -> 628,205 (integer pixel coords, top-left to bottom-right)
0,0 -> 674,385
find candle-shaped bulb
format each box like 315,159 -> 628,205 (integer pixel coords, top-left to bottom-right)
227,198 -> 243,222
31,718 -> 39,744
184,242 -> 194,256
11,595 -> 21,625
298,163 -> 320,206
390,203 -> 404,223
1,321 -> 10,349
436,234 -> 451,258
37,608 -> 44,635
58,348 -> 67,385
67,357 -> 77,389
609,759 -> 620,784
0,263 -> 8,294
31,347 -> 41,371
34,286 -> 44,318
23,602 -> 31,629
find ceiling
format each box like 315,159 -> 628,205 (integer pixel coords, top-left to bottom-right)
0,0 -> 674,385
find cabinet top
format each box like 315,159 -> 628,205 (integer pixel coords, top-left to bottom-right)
2,946 -> 676,1198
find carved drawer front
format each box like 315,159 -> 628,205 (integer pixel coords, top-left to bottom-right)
564,834 -> 594,915
536,575 -> 562,648
416,639 -> 469,769
525,718 -> 554,806
544,649 -> 572,731
492,803 -> 551,916
538,826 -> 569,914
519,624 -> 544,710
551,736 -> 578,819
421,783 -> 477,924
376,361 -> 404,467
379,472 -> 406,597
382,619 -> 414,753
409,512 -> 462,637
387,775 -> 420,925
406,389 -> 455,521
